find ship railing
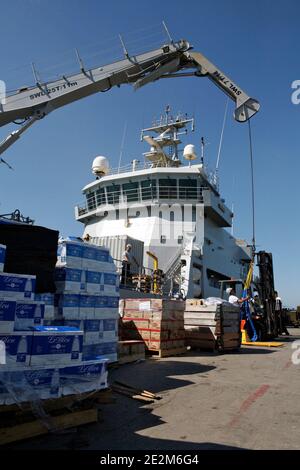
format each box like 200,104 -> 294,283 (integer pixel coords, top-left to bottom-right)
75,185 -> 209,216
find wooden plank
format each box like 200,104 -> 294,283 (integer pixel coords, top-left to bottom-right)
0,408 -> 98,446
148,347 -> 186,358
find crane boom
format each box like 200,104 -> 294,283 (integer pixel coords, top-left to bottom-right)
0,38 -> 260,158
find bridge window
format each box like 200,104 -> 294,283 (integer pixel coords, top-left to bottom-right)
95,187 -> 105,206
106,185 -> 120,204
179,179 -> 197,199
141,180 -> 157,200
122,182 -> 139,202
86,191 -> 96,211
159,178 -> 177,199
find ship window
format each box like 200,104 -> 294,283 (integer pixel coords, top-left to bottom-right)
206,269 -> 230,289
86,191 -> 96,211
141,180 -> 157,200
178,235 -> 183,244
106,185 -> 120,204
95,187 -> 105,206
179,179 -> 197,199
122,182 -> 139,202
160,235 -> 166,244
159,178 -> 177,199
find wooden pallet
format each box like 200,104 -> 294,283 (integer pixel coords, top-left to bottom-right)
0,388 -> 111,446
148,347 -> 187,358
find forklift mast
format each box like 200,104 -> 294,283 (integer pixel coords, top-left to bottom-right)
256,251 -> 277,336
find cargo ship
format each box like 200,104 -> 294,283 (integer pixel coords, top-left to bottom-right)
75,108 -> 251,299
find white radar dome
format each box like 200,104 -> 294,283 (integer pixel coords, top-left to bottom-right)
183,144 -> 197,161
92,156 -> 109,176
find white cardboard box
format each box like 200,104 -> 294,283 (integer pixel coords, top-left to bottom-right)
0,272 -> 36,300
30,326 -> 83,366
0,298 -> 16,333
0,331 -> 33,367
14,300 -> 45,331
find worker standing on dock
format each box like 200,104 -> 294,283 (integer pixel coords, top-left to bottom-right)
275,291 -> 290,336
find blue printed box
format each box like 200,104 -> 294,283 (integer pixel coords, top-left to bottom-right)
14,300 -> 45,331
0,298 -> 16,333
0,273 -> 36,300
0,245 -> 6,273
79,294 -> 95,318
94,295 -> 119,318
34,293 -> 56,320
57,293 -> 80,319
100,273 -> 119,294
86,270 -> 101,293
30,326 -> 83,366
55,267 -> 85,293
57,241 -> 83,268
0,332 -> 33,367
64,318 -> 102,345
82,341 -> 117,361
102,319 -> 118,340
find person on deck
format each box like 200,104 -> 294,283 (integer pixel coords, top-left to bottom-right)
121,244 -> 139,285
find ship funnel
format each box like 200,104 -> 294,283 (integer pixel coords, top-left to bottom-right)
183,144 -> 197,161
92,156 -> 109,177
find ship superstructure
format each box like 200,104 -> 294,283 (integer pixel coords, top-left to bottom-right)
75,109 -> 251,298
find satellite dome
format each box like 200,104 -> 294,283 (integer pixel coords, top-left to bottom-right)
92,156 -> 109,176
183,144 -> 197,161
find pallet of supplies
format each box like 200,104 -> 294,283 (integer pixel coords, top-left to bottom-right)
119,298 -> 186,357
184,298 -> 241,352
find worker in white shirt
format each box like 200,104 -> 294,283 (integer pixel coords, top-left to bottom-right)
226,287 -> 249,307
121,244 -> 139,285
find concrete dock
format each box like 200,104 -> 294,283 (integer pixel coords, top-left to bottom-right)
12,330 -> 300,450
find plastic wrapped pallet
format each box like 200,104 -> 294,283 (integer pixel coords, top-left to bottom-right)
0,245 -> 6,273
0,358 -> 108,405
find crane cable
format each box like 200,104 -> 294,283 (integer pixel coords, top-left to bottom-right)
241,119 -> 258,341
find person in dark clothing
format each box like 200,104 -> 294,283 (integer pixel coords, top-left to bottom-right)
275,291 -> 289,336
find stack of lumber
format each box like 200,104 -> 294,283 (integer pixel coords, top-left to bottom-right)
119,298 -> 186,357
184,299 -> 241,352
118,340 -> 145,364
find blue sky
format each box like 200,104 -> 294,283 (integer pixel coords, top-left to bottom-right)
0,0 -> 299,306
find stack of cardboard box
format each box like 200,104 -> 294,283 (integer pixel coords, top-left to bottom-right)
119,299 -> 186,357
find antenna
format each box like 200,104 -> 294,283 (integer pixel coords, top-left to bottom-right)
118,121 -> 127,173
200,137 -> 205,164
119,34 -> 130,60
75,48 -> 85,73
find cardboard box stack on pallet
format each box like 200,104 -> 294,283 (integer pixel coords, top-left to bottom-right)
0,239 -> 120,409
46,239 -> 120,364
184,299 -> 241,352
119,298 -> 186,357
